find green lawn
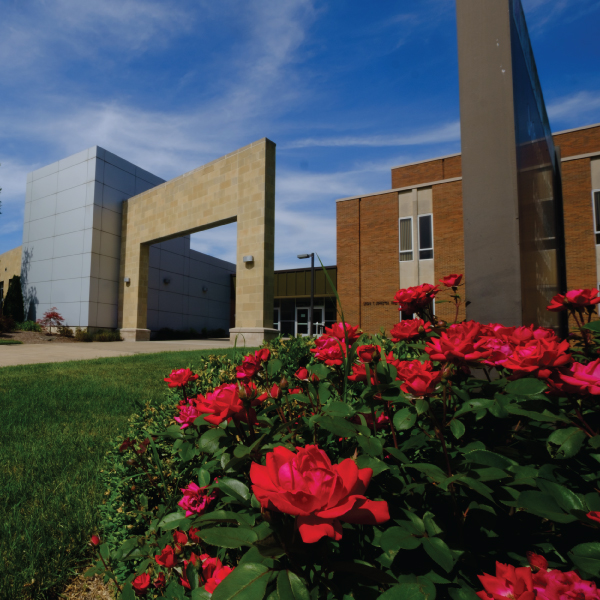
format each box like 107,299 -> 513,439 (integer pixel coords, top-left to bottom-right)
0,348 -> 246,599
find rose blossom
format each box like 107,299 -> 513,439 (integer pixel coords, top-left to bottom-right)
198,555 -> 235,594
178,482 -> 217,517
347,363 -> 376,384
559,359 -> 600,396
395,360 -> 442,397
390,319 -> 433,342
324,322 -> 361,344
194,383 -> 246,425
357,344 -> 380,363
174,403 -> 202,429
164,368 -> 199,388
477,562 -> 536,600
502,338 -> 571,379
155,545 -> 176,568
310,336 -> 347,366
588,511 -> 600,524
526,552 -> 548,572
393,283 -> 439,314
132,573 -> 151,595
425,321 -> 491,366
440,273 -> 463,287
154,573 -> 166,589
250,445 -> 390,543
173,530 -> 188,547
188,527 -> 201,543
90,535 -> 100,546
547,288 -> 600,312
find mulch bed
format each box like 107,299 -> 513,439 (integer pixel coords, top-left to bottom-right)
61,573 -> 114,599
0,331 -> 81,344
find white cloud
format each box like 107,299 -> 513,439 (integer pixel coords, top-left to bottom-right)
548,91 -> 600,124
281,121 -> 460,149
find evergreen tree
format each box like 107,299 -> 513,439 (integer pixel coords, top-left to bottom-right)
3,275 -> 24,322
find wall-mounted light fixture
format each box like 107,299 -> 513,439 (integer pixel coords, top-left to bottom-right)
163,278 -> 171,284
243,255 -> 254,263
124,277 -> 130,283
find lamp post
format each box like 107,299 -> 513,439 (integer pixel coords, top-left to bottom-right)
297,253 -> 314,336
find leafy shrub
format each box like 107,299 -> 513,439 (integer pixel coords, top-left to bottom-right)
90,278 -> 600,600
93,330 -> 123,342
15,320 -> 42,332
3,275 -> 24,322
0,314 -> 15,334
59,326 -> 74,338
75,328 -> 93,342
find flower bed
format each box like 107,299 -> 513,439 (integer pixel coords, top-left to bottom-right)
90,277 -> 600,600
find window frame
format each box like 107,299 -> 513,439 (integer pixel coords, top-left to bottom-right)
592,190 -> 600,245
398,216 -> 414,262
418,213 -> 434,260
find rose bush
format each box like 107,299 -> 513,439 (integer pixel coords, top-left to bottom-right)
90,280 -> 600,600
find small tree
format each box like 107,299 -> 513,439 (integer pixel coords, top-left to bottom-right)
3,275 -> 24,322
37,307 -> 65,333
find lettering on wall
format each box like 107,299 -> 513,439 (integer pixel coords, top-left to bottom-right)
363,301 -> 391,306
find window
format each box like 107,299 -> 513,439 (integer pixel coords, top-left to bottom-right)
399,217 -> 413,261
593,191 -> 600,245
418,214 -> 433,260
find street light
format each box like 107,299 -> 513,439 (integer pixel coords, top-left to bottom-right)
297,253 -> 314,336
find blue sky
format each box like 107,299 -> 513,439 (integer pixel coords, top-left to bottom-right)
1,0 -> 599,268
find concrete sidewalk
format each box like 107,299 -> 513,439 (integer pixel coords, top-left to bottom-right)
0,339 -> 234,368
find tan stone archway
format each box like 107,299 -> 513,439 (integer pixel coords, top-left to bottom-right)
118,138 -> 277,344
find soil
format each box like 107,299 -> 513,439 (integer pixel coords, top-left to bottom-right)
0,331 -> 81,344
61,573 -> 114,599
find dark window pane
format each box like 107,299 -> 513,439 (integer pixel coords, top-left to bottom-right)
280,321 -> 295,335
399,251 -> 413,262
297,323 -> 308,335
595,192 -> 600,233
419,249 -> 433,260
419,215 -> 433,251
281,299 -> 294,320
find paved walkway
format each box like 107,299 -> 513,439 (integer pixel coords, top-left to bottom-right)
0,339 -> 234,368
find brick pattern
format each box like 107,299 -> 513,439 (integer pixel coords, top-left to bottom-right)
336,199 -> 361,326
360,192 -> 399,334
432,181 -> 467,323
0,246 -> 23,306
443,155 -> 463,179
555,125 -> 600,158
392,160 -> 443,189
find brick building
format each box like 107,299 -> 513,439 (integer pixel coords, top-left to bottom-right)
336,123 -> 600,333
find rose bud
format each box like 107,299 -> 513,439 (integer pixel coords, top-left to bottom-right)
279,375 -> 289,390
90,535 -> 101,547
237,383 -> 248,401
526,551 -> 548,572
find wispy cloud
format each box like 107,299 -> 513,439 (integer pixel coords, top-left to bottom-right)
548,91 -> 600,125
522,0 -> 600,33
281,121 -> 460,149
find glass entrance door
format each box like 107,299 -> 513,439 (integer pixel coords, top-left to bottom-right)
296,307 -> 324,337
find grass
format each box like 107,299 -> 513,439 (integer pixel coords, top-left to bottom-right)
0,348 -> 248,599
0,339 -> 23,345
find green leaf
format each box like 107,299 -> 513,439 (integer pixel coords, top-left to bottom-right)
394,407 -> 417,431
277,570 -> 310,600
212,563 -> 270,600
119,583 -> 136,600
217,477 -> 251,504
423,512 -> 443,537
462,450 -> 515,470
199,526 -> 258,548
415,399 -> 430,415
308,363 -> 330,380
378,581 -> 435,600
234,445 -> 252,458
267,358 -> 283,377
158,511 -> 187,530
569,542 -> 600,577
506,378 -> 548,396
322,401 -> 354,417
406,463 -> 447,483
589,436 -> 600,449
199,429 -> 226,454
402,509 -> 426,535
422,537 -> 455,573
356,454 -> 389,476
315,416 -> 358,438
547,427 -> 586,459
536,480 -> 586,513
380,526 -> 422,551
192,589 -> 213,600
454,399 -> 494,417
449,419 -> 465,440
448,584 -> 480,600
358,435 -> 383,457
196,468 -> 212,487
517,491 -> 578,523
583,321 -> 600,332
330,561 -> 398,585
180,441 -> 198,462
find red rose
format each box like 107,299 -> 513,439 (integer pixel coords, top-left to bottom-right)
502,338 -> 571,379
155,545 -> 176,568
118,438 -> 136,452
440,273 -> 463,287
526,552 -> 548,572
174,403 -> 202,429
393,284 -> 439,314
205,566 -> 234,594
132,573 -> 151,595
295,367 -> 309,380
178,482 -> 217,517
173,530 -> 188,546
390,319 -> 433,342
188,527 -> 201,543
154,573 -> 166,589
324,322 -> 361,344
395,360 -> 442,397
250,445 -> 390,543
164,368 -> 199,388
548,289 -> 600,312
425,321 -> 491,365
477,562 -> 535,600
347,363 -> 376,384
559,359 -> 600,396
532,567 -> 600,600
310,336 -> 347,366
357,344 -> 380,364
195,384 -> 245,425
256,348 -> 271,362
236,355 -> 262,380
90,535 -> 100,546
587,511 -> 600,524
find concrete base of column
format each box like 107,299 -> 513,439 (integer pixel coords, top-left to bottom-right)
120,328 -> 152,342
229,327 -> 280,347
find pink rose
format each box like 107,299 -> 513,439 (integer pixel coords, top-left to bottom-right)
178,482 -> 217,517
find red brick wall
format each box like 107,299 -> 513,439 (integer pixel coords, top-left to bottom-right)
432,180 -> 467,323
443,155 -> 462,179
554,125 -> 600,158
336,199 -> 361,326
392,160 -> 443,189
359,192 -> 400,334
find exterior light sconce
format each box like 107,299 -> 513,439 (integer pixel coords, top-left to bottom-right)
124,277 -> 131,287
243,255 -> 254,264
163,278 -> 171,285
